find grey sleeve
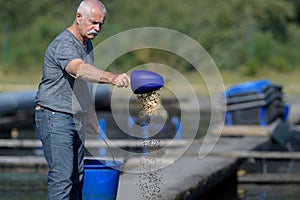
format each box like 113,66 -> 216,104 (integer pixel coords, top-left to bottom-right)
55,41 -> 82,70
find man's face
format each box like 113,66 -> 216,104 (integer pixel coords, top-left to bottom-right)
77,8 -> 106,41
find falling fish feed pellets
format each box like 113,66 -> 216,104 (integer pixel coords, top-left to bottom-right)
135,91 -> 162,126
136,91 -> 161,115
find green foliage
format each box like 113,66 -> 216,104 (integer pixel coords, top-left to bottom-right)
0,0 -> 76,68
243,59 -> 259,76
1,0 -> 300,74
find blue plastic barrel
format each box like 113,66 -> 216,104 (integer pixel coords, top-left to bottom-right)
82,159 -> 123,200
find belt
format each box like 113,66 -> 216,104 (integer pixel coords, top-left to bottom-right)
35,104 -> 42,110
35,104 -> 74,117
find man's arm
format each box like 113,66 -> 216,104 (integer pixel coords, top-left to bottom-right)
65,58 -> 130,87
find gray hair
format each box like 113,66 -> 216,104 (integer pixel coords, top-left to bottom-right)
77,0 -> 107,17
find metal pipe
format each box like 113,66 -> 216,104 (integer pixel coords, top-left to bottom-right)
0,85 -> 111,116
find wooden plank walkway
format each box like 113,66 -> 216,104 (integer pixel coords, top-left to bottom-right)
239,173 -> 300,184
210,150 -> 300,160
0,138 -> 194,148
210,119 -> 281,137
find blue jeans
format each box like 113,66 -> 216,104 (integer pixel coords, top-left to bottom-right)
35,106 -> 85,200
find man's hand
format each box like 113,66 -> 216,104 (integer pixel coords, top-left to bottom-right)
111,73 -> 130,88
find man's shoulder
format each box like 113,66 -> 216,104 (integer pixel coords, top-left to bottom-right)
47,29 -> 79,51
54,29 -> 74,42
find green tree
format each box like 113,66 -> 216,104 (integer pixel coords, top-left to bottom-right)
0,0 -> 299,73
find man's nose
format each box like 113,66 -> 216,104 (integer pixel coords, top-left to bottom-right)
94,24 -> 100,32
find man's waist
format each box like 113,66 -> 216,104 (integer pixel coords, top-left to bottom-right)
35,104 -> 74,116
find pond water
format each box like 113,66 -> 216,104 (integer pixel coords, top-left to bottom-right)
0,190 -> 47,200
203,180 -> 300,200
1,173 -> 300,200
0,111 -> 300,200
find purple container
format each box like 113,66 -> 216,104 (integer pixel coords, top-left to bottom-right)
130,70 -> 164,94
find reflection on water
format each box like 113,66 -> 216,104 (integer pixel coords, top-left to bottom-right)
0,190 -> 47,200
216,184 -> 300,200
200,174 -> 300,200
238,184 -> 300,200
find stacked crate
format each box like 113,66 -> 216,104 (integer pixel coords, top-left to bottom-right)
224,80 -> 288,126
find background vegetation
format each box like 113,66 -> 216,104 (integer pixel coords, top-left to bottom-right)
0,0 -> 299,92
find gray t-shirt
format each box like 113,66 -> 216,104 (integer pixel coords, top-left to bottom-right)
35,29 -> 95,114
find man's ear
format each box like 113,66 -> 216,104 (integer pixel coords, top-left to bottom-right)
76,13 -> 82,25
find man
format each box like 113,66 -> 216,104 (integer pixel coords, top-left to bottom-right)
35,0 -> 130,199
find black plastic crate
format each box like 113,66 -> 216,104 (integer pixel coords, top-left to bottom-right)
225,100 -> 285,126
225,85 -> 283,105
224,80 -> 289,126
